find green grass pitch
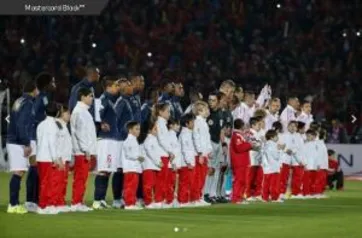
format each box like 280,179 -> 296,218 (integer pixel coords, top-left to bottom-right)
1,172 -> 361,238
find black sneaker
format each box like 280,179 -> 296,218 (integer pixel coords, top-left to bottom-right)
209,196 -> 218,204
204,194 -> 212,203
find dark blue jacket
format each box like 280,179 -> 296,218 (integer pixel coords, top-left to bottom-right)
158,92 -> 172,104
129,93 -> 142,123
32,91 -> 50,139
140,101 -> 153,124
114,95 -> 134,140
69,79 -> 95,117
171,96 -> 183,121
7,94 -> 35,146
97,92 -> 120,140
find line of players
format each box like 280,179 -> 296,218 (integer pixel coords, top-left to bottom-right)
6,67 -> 328,214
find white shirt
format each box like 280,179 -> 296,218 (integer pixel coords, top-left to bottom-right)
193,115 -> 213,157
248,128 -> 262,166
56,119 -> 72,162
70,101 -> 97,156
256,85 -> 271,108
122,134 -> 142,173
279,132 -> 303,166
179,127 -> 197,167
315,139 -> 329,169
36,116 -> 58,162
297,111 -> 314,130
156,116 -> 172,157
264,110 -> 279,131
169,130 -> 182,169
232,102 -> 255,126
280,105 -> 297,132
302,140 -> 318,171
142,134 -> 163,171
262,140 -> 281,174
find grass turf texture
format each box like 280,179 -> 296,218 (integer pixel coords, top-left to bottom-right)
0,172 -> 361,238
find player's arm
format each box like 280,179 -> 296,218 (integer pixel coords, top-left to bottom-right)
74,112 -> 92,155
16,102 -> 33,146
232,135 -> 252,153
144,139 -> 162,166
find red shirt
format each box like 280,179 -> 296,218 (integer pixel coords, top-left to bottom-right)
230,131 -> 252,168
328,158 -> 339,174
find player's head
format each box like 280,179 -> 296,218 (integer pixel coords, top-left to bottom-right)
57,104 -> 70,123
234,119 -> 245,130
297,121 -> 306,134
86,66 -> 100,83
309,121 -> 321,134
319,128 -> 327,141
265,129 -> 278,142
193,100 -> 209,118
249,117 -> 261,131
244,90 -> 256,107
305,129 -> 317,141
254,109 -> 267,119
288,96 -> 300,110
288,120 -> 298,133
77,87 -> 93,106
301,101 -> 312,114
103,75 -> 120,95
155,102 -> 171,120
224,123 -> 232,137
145,87 -> 159,104
23,80 -> 39,97
128,72 -> 144,93
234,86 -> 244,101
168,118 -> 181,132
219,79 -> 235,99
189,89 -> 203,103
35,72 -> 56,92
127,121 -> 141,138
45,101 -> 59,118
147,119 -> 158,135
174,83 -> 185,97
181,113 -> 195,130
328,149 -> 336,159
269,97 -> 281,114
272,121 -> 283,133
208,91 -> 221,110
231,95 -> 240,110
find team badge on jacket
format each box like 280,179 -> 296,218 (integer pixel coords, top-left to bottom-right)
208,119 -> 214,126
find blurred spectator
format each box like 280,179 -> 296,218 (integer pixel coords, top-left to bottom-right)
327,119 -> 349,144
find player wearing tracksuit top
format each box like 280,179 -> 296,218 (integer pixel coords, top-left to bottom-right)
112,79 -> 134,208
6,80 -> 38,214
92,76 -> 121,210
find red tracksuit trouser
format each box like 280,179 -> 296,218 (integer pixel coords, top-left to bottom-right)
155,157 -> 175,204
246,166 -> 263,198
316,169 -> 327,194
72,155 -> 90,205
38,162 -> 54,209
52,162 -> 69,206
231,166 -> 248,203
142,169 -> 157,206
190,156 -> 208,202
178,167 -> 194,204
123,172 -> 139,206
262,173 -> 280,201
280,164 -> 291,195
291,165 -> 304,196
303,170 -> 317,196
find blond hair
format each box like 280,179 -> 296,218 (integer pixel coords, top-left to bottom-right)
192,100 -> 208,116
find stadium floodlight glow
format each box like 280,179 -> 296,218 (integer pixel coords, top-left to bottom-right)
91,42 -> 97,48
276,4 -> 281,9
20,38 -> 25,44
147,52 -> 152,57
343,32 -> 347,37
356,31 -> 361,37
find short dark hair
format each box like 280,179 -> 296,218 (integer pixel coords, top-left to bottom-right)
309,121 -> 320,132
306,129 -> 317,136
23,80 -> 37,93
272,121 -> 283,133
234,119 -> 244,130
328,149 -> 335,157
102,75 -> 118,89
297,121 -> 306,130
319,128 -> 327,140
249,117 -> 259,127
147,119 -> 157,132
127,121 -> 140,131
35,72 -> 53,91
86,66 -> 99,75
265,130 -> 278,140
45,102 -> 59,117
288,120 -> 298,126
181,113 -> 195,127
77,87 -> 93,101
155,103 -> 170,116
167,118 -> 180,129
208,91 -> 223,101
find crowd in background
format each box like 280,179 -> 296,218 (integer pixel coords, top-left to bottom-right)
0,0 -> 362,143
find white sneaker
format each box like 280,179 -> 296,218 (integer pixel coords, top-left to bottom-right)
162,203 -> 173,209
315,194 -> 328,199
136,199 -> 144,208
92,201 -> 103,210
290,194 -> 304,199
198,199 -> 211,206
172,200 -> 180,208
112,200 -> 122,209
125,205 -> 143,210
57,206 -> 71,213
246,197 -> 257,202
100,200 -> 111,208
272,199 -> 284,203
279,194 -> 286,200
303,195 -> 313,199
71,204 -> 92,212
179,203 -> 191,208
25,202 -> 38,213
145,203 -> 162,209
236,200 -> 249,205
255,196 -> 263,201
37,206 -> 59,215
